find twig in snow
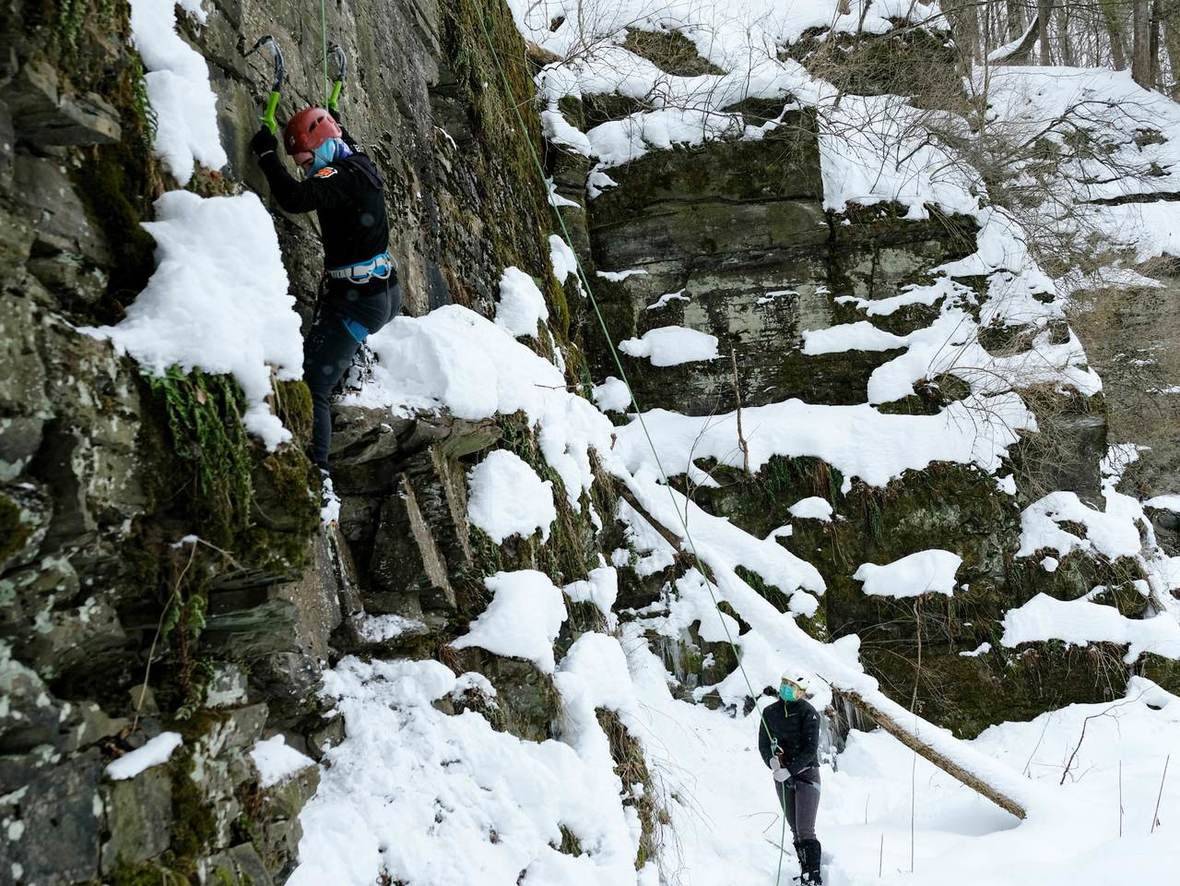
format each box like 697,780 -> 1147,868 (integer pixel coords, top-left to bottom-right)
910,598 -> 922,873
1060,695 -> 1144,785
731,348 -> 750,474
1022,712 -> 1053,777
1151,755 -> 1170,834
1119,759 -> 1124,838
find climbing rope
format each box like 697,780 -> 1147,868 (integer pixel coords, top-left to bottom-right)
473,9 -> 792,883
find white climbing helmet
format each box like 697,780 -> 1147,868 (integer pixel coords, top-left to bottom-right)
781,673 -> 811,695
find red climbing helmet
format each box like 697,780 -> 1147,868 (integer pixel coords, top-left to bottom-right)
283,106 -> 342,158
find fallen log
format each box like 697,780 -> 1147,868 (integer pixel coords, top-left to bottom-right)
840,689 -> 1027,820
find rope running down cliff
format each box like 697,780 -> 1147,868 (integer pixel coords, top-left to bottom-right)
474,9 -> 792,884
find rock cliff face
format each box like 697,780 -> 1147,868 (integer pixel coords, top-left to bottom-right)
1,2 -> 1176,884
0,1 -> 580,881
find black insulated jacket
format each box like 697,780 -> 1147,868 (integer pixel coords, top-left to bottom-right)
257,148 -> 389,271
757,698 -> 820,775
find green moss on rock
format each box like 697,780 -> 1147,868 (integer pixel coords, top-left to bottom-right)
146,369 -> 255,550
0,493 -> 31,565
166,750 -> 218,876
596,708 -> 661,869
272,379 -> 313,447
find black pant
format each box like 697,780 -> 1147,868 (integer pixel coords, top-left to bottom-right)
775,767 -> 821,842
304,276 -> 400,468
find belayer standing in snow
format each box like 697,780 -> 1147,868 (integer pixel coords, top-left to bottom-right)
248,44 -> 398,477
759,673 -> 823,885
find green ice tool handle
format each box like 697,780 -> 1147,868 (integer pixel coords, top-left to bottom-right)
327,80 -> 343,112
261,91 -> 281,134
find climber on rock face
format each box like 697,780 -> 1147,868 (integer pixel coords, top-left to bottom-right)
249,105 -> 399,474
759,672 -> 824,885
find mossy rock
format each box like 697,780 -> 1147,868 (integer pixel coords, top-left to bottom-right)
861,641 -> 1128,737
589,115 -> 823,227
440,0 -> 558,303
1138,653 -> 1180,695
874,374 -> 973,416
447,648 -> 561,742
273,381 -> 313,448
581,92 -> 648,129
622,28 -> 725,77
1008,551 -> 1146,609
165,750 -> 218,876
783,27 -> 960,103
0,491 -> 32,565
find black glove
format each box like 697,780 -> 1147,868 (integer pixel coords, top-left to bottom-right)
250,126 -> 278,159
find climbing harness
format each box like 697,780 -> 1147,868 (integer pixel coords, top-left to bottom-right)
472,10 -> 795,884
327,251 -> 394,285
245,35 -> 285,134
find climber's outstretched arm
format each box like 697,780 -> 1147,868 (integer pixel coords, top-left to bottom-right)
250,127 -> 350,214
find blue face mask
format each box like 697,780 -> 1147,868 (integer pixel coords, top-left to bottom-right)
308,139 -> 338,174
779,684 -> 797,702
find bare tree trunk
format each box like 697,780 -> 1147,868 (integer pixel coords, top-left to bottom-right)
1057,3 -> 1075,65
1134,0 -> 1154,84
1104,0 -> 1130,69
949,0 -> 981,64
1164,0 -> 1180,95
1152,0 -> 1163,84
1007,0 -> 1027,40
1038,0 -> 1053,64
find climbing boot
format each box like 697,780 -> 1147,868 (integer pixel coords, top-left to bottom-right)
801,839 -> 823,885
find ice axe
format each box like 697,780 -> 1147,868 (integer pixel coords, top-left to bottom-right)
327,42 -> 347,111
246,35 -> 285,134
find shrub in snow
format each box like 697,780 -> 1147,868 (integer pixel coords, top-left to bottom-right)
853,550 -> 963,598
106,732 -> 183,780
451,571 -> 568,673
619,326 -> 719,367
495,267 -> 549,338
467,450 -> 557,544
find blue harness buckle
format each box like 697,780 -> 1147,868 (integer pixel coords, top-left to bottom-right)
327,251 -> 393,285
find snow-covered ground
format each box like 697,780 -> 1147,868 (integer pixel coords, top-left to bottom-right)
291,628 -> 1180,885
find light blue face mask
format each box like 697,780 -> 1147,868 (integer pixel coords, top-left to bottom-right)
307,139 -> 338,174
779,683 -> 797,702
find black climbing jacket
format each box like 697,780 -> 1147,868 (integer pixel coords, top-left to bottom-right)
758,698 -> 820,775
257,143 -> 389,272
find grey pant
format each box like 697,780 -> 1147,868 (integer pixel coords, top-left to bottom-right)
775,768 -> 821,842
